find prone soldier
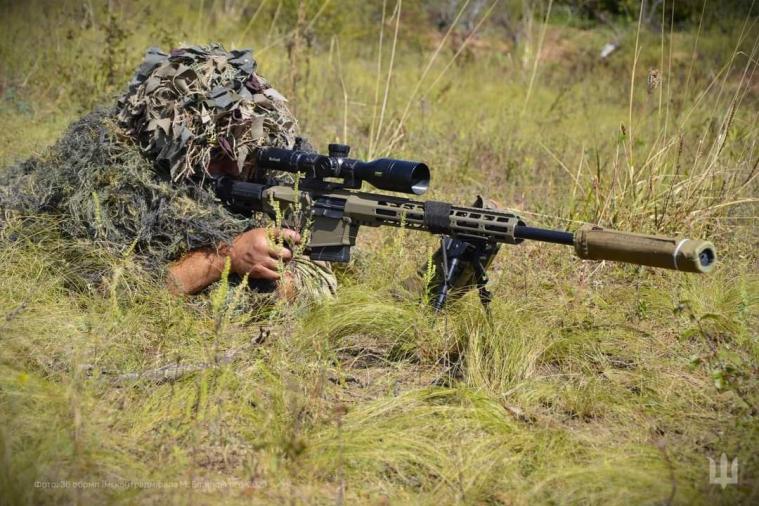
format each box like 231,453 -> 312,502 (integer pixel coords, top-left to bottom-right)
0,44 -> 337,302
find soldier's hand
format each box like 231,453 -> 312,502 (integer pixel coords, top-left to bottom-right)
226,228 -> 301,280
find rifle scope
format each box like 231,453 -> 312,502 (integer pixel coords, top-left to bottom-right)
256,144 -> 430,195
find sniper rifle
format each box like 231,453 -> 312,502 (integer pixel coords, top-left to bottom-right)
213,144 -> 716,310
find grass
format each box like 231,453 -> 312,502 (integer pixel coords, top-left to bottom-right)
1,0 -> 757,504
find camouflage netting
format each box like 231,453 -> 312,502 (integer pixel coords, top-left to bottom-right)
0,44 -> 336,300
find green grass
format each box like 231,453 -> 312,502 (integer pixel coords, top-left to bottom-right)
1,0 -> 757,504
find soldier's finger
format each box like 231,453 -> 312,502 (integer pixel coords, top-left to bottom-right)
261,257 -> 282,271
269,245 -> 293,262
251,264 -> 281,281
271,228 -> 301,245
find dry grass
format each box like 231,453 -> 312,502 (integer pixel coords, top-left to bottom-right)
1,0 -> 757,504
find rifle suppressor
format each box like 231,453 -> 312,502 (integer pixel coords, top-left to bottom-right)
573,225 -> 716,273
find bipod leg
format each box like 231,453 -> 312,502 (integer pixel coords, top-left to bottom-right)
431,236 -> 493,313
472,257 -> 493,315
433,236 -> 453,311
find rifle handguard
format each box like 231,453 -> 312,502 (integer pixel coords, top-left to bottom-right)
574,225 -> 716,273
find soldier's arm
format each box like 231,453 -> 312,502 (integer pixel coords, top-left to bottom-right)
167,247 -> 228,295
167,227 -> 300,295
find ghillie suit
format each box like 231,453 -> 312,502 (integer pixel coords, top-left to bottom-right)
0,44 -> 336,302
117,45 -> 298,182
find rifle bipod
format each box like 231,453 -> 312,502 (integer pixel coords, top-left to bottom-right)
431,235 -> 500,311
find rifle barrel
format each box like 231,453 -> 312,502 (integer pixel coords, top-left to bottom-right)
514,226 -> 574,245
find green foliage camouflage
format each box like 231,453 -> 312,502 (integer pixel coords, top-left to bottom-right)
0,110 -> 250,272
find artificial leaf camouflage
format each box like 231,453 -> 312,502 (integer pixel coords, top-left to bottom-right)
117,44 -> 298,181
